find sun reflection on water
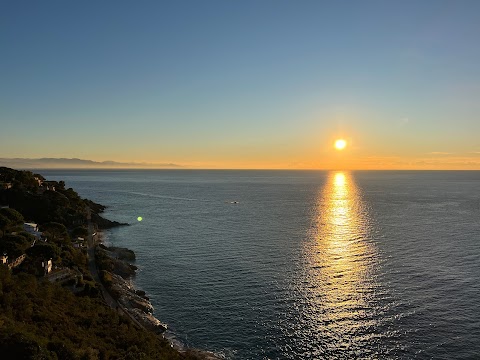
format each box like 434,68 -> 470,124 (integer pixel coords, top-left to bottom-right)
301,171 -> 379,356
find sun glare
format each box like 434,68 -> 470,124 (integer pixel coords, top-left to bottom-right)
335,139 -> 347,150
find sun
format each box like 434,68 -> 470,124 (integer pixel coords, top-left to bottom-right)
334,139 -> 347,150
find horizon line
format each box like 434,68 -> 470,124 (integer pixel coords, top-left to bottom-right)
9,167 -> 480,172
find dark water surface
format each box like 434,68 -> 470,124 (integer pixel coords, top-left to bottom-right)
41,170 -> 480,359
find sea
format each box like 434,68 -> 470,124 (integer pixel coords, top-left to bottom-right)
40,170 -> 480,360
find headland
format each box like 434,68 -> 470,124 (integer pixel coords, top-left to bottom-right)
0,166 -> 219,359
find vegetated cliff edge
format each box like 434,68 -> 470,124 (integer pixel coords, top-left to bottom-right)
95,243 -> 170,334
0,167 -> 208,359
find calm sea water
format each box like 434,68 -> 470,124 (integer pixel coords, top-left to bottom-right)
40,170 -> 480,359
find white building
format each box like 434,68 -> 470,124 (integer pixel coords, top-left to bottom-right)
23,223 -> 43,239
42,259 -> 53,274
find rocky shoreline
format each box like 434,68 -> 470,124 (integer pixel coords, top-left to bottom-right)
95,238 -> 222,359
95,243 -> 168,334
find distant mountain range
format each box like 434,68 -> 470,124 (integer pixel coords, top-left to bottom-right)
0,158 -> 181,169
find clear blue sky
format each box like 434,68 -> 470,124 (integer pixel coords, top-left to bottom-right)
2,0 -> 480,169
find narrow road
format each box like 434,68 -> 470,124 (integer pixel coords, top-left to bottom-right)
85,208 -> 146,329
86,208 -> 117,308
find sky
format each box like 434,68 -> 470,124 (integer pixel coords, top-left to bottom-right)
1,0 -> 480,169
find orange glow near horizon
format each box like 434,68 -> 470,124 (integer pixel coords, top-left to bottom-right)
5,134 -> 480,171
6,153 -> 480,170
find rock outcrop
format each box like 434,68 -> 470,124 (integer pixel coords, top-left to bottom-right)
99,245 -> 167,334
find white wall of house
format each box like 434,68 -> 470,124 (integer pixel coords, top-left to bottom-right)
42,259 -> 53,274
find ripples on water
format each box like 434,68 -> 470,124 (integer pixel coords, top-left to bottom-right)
298,172 -> 388,358
41,170 -> 480,359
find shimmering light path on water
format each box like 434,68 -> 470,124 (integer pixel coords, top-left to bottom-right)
41,170 -> 480,359
298,172 -> 384,357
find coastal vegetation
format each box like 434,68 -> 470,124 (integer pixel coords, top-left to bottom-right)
0,167 -> 205,359
0,266 -> 193,360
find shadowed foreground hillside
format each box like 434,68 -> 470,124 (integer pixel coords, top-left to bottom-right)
0,267 -> 201,360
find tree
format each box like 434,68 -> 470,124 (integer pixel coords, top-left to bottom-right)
0,214 -> 10,238
16,231 -> 35,243
26,243 -> 60,262
40,222 -> 70,244
0,208 -> 24,228
0,209 -> 24,240
0,234 -> 30,258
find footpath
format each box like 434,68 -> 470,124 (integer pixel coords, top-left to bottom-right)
85,209 -> 146,329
